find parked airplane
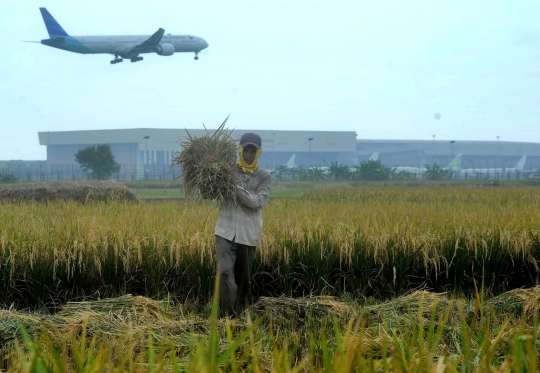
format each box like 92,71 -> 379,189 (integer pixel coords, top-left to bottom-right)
358,152 -> 380,162
29,8 -> 208,64
460,155 -> 527,179
314,152 -> 380,175
346,152 -> 380,172
393,153 -> 463,177
268,155 -> 296,175
285,154 -> 296,169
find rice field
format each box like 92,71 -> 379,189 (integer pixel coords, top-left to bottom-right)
1,187 -> 540,308
1,186 -> 540,371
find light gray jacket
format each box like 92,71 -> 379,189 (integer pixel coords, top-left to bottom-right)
214,166 -> 271,246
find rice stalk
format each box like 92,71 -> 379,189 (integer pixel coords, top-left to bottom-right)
0,188 -> 540,308
171,117 -> 237,202
4,290 -> 540,371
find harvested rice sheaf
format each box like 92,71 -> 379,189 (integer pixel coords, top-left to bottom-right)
0,181 -> 137,203
172,117 -> 237,202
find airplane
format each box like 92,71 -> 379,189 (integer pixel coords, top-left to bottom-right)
285,154 -> 296,169
392,153 -> 463,177
346,152 -> 380,173
29,8 -> 209,64
460,155 -> 527,179
316,152 -> 380,173
268,155 -> 296,174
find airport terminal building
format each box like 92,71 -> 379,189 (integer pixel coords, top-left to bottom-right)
31,128 -> 540,180
38,129 -> 357,180
356,139 -> 540,171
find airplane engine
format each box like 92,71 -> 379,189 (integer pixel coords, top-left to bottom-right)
156,43 -> 175,56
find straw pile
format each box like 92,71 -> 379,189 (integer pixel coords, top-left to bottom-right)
485,286 -> 540,320
252,291 -> 470,328
0,310 -> 60,347
252,296 -> 355,325
3,288 -> 540,369
0,181 -> 137,203
171,118 -> 237,202
253,288 -> 540,337
4,288 -> 537,348
0,295 -> 206,350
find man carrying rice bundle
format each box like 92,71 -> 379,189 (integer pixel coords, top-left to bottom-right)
214,133 -> 271,317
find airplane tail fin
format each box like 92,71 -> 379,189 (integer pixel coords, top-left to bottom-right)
369,152 -> 379,161
39,8 -> 69,38
446,153 -> 463,171
515,155 -> 527,171
286,154 -> 296,168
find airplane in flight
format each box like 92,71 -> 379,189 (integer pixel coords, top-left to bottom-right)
30,8 -> 209,65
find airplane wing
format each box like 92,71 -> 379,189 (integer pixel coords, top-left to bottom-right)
119,28 -> 165,56
137,28 -> 165,50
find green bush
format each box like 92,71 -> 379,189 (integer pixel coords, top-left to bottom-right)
423,163 -> 451,180
0,173 -> 17,183
353,160 -> 392,180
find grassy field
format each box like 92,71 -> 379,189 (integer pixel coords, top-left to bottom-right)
1,186 -> 540,371
133,188 -> 185,199
133,187 -> 306,199
128,179 -> 540,199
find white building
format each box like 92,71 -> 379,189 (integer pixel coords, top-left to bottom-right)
38,128 -> 357,180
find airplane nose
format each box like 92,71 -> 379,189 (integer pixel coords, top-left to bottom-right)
201,39 -> 209,49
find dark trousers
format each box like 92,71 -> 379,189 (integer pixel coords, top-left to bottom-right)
215,235 -> 256,316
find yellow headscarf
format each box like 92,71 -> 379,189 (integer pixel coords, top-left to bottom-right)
238,145 -> 262,174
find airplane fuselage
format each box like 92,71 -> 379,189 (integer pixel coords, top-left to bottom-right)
460,155 -> 527,177
392,166 -> 425,174
41,34 -> 208,58
460,168 -> 522,176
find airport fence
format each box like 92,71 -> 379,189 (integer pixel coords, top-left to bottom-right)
0,163 -> 182,182
276,166 -> 540,181
1,163 -> 540,182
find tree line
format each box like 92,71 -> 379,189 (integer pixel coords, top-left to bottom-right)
69,145 -> 454,182
273,160 -> 454,181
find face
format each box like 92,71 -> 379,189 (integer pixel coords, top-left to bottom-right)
242,145 -> 257,165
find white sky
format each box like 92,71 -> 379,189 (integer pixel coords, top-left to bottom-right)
1,0 -> 540,160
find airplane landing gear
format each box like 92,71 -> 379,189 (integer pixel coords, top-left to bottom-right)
194,51 -> 199,60
130,56 -> 143,62
110,54 -> 123,64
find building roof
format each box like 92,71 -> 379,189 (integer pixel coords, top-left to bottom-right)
356,139 -> 540,157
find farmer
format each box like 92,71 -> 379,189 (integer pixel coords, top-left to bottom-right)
214,132 -> 271,317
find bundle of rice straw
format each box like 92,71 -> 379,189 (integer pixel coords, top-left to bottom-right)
0,181 -> 138,203
171,117 -> 237,202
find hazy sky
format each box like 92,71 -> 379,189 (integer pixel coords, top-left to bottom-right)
1,1 -> 540,160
